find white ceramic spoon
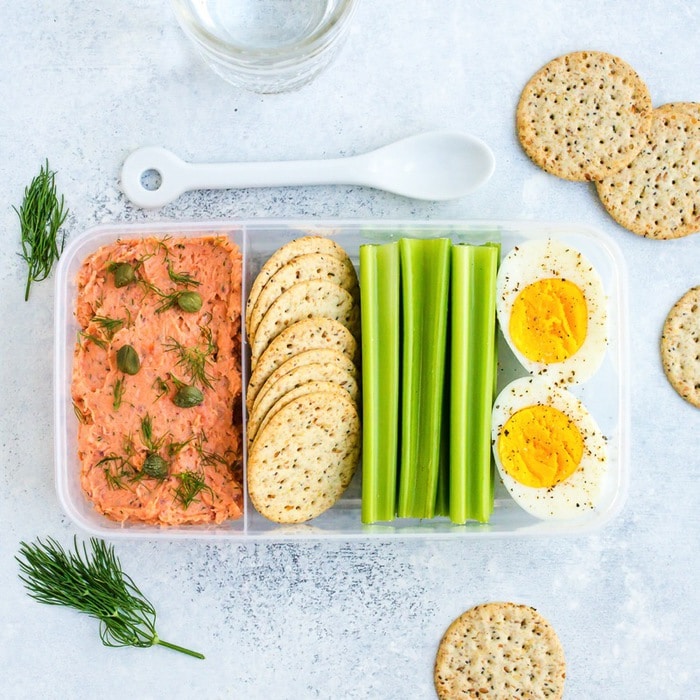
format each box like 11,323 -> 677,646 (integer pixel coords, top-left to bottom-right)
120,130 -> 495,209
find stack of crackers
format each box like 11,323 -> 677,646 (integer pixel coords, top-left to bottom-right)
519,51 -> 700,407
244,236 -> 362,524
517,50 -> 699,240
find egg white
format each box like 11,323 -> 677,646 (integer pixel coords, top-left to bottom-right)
496,238 -> 608,384
492,377 -> 608,520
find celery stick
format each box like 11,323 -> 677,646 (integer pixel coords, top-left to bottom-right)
360,242 -> 401,523
487,242 -> 501,513
397,238 -> 451,519
434,384 -> 451,517
434,310 -> 451,518
450,244 -> 498,524
468,244 -> 498,524
449,244 -> 470,523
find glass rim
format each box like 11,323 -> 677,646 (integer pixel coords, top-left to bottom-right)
171,0 -> 358,60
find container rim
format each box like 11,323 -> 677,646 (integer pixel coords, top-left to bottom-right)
54,218 -> 630,541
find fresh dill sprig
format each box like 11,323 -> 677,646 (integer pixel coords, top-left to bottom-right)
163,327 -> 217,389
16,537 -> 204,659
140,414 -> 155,447
78,331 -> 108,351
15,160 -> 68,301
72,401 -> 90,425
152,237 -> 172,257
154,237 -> 199,288
197,448 -> 231,468
137,255 -> 202,314
140,414 -> 169,452
92,315 -> 125,340
154,288 -> 202,314
123,432 -> 136,458
151,375 -> 170,401
195,432 -> 232,467
154,290 -> 184,314
167,435 -> 195,457
173,471 -> 213,508
112,376 -> 126,410
96,454 -> 136,490
79,315 -> 126,355
167,260 -> 200,288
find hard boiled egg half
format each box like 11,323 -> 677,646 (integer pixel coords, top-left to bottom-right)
492,377 -> 608,520
496,238 -> 607,384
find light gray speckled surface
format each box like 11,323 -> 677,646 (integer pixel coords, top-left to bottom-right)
1,1 -> 699,698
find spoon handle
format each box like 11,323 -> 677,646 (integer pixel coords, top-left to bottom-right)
189,157 -> 361,189
121,146 -> 363,208
121,131 -> 495,208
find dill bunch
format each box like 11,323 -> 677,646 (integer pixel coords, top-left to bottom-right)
15,160 -> 68,301
16,536 -> 204,659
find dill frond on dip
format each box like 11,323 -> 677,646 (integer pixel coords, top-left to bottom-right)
71,236 -> 243,526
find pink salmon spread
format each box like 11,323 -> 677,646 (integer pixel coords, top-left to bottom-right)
71,235 -> 243,525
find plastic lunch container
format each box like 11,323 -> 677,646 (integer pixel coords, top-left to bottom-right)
54,219 -> 629,540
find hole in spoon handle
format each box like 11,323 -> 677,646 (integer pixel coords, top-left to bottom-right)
121,147 -> 190,209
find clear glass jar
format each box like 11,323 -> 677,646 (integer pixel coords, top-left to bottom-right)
170,0 -> 359,94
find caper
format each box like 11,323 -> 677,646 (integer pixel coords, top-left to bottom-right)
112,263 -> 135,288
116,344 -> 140,375
142,453 -> 169,480
173,385 -> 204,408
176,291 -> 203,313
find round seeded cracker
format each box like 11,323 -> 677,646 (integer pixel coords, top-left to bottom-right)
249,380 -> 355,447
248,252 -> 359,342
249,362 -> 359,445
596,103 -> 700,239
657,102 -> 700,120
661,285 -> 700,408
246,318 -> 358,412
246,236 -> 354,332
247,391 -> 361,524
252,347 -> 358,413
434,602 -> 566,700
251,280 -> 359,365
517,50 -> 652,181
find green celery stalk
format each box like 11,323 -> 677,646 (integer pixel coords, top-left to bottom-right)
434,386 -> 451,518
449,243 -> 498,524
360,242 -> 401,523
486,242 -> 501,513
434,308 -> 452,518
397,238 -> 451,519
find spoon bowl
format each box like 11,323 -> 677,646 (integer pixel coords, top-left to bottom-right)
121,130 -> 495,209
355,131 -> 496,200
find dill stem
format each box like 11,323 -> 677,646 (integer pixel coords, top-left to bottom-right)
156,638 -> 205,659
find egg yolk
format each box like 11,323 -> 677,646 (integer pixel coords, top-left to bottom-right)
509,278 -> 588,363
498,405 -> 583,488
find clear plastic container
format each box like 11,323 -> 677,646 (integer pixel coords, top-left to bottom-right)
54,219 -> 629,540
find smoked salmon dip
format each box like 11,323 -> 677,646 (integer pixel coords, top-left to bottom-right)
71,235 -> 244,525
